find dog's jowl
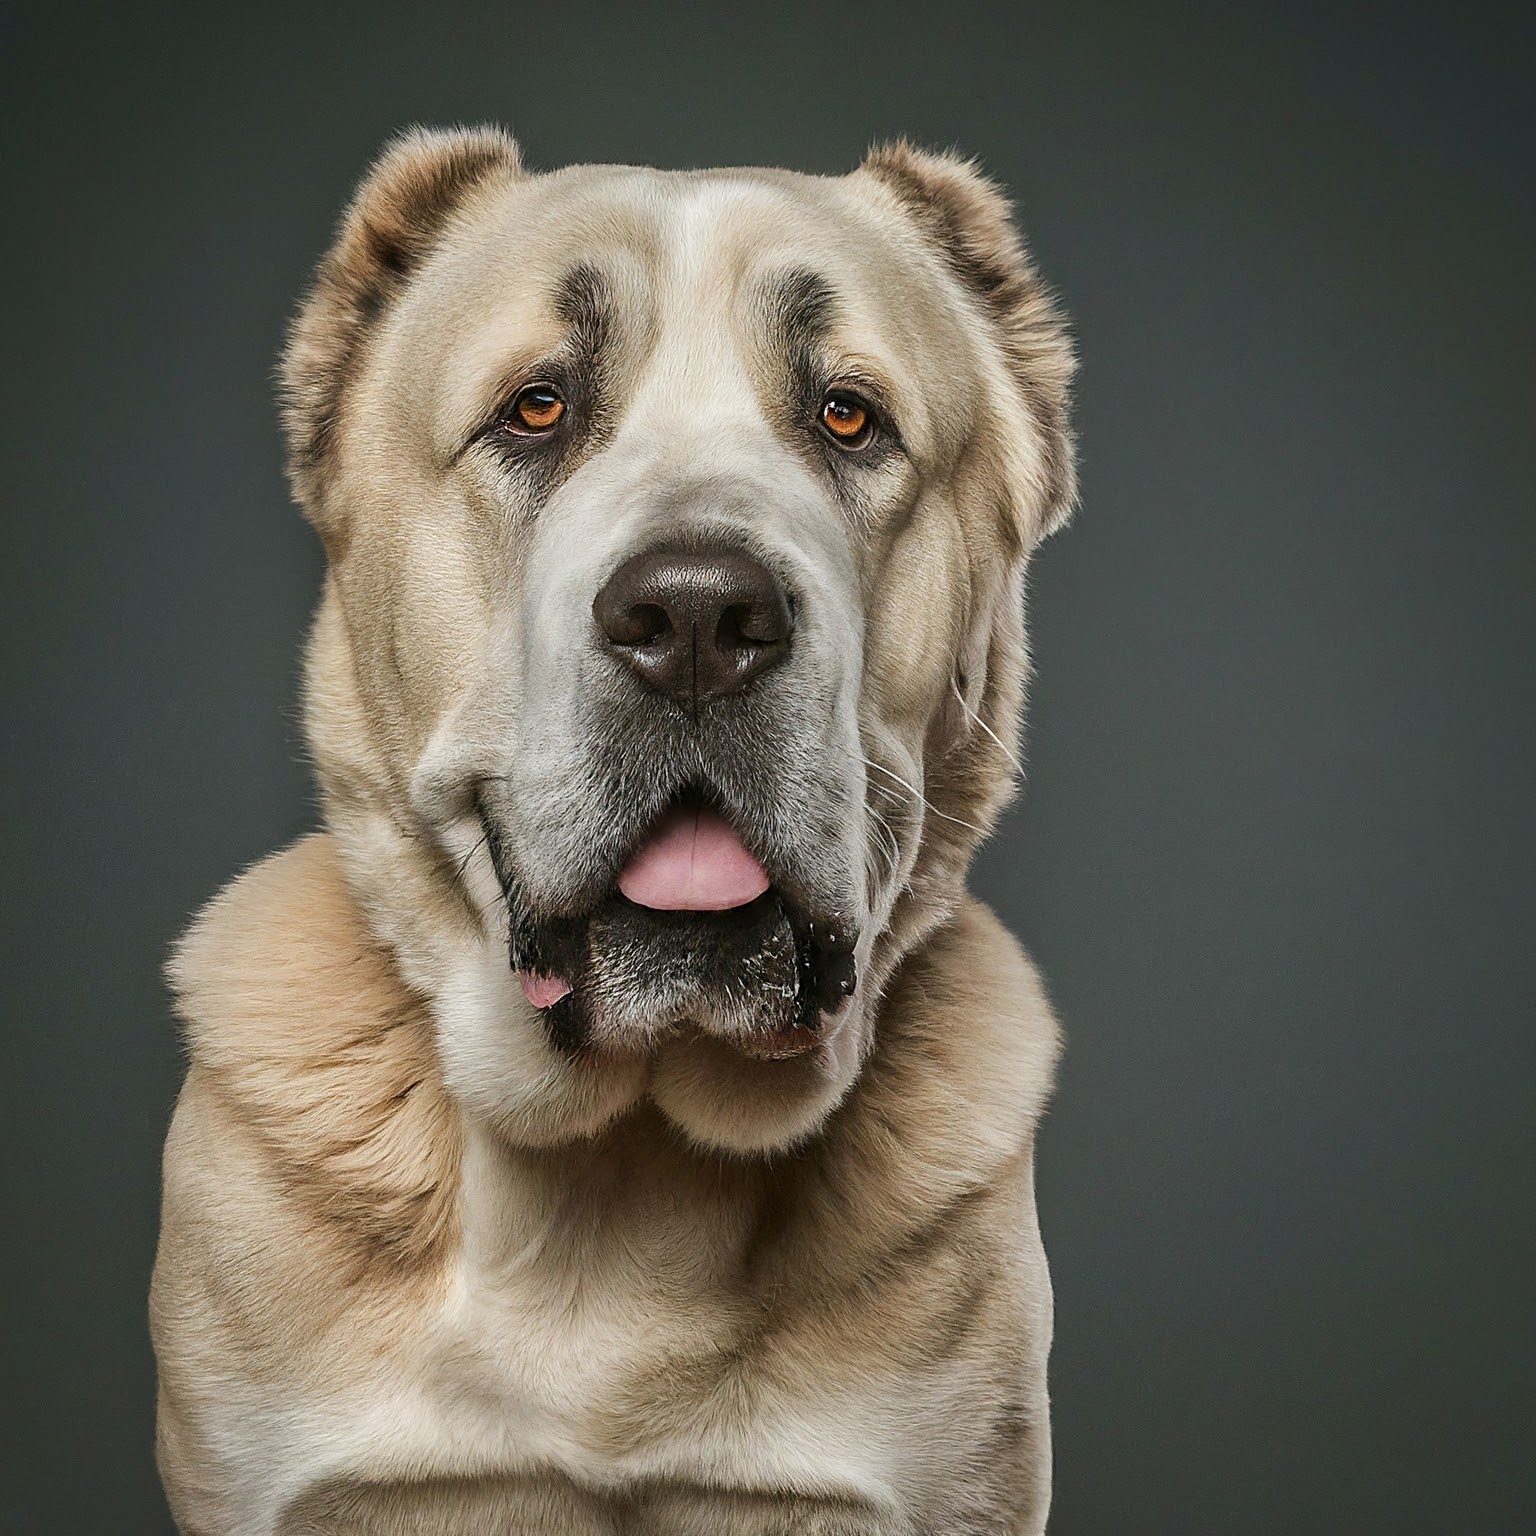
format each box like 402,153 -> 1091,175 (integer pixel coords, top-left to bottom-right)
151,128 -> 1077,1535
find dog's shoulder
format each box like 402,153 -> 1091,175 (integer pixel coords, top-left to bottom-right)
166,833 -> 461,1267
155,836 -> 462,1528
869,894 -> 1062,1154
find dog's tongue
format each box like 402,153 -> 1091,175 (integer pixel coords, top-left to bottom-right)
619,804 -> 770,911
518,970 -> 572,1010
516,807 -> 768,1009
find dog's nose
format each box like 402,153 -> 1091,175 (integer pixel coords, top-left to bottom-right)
593,542 -> 793,704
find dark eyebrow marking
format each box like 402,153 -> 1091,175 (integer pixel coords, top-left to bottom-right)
762,267 -> 840,449
766,267 -> 836,390
456,261 -> 616,462
553,261 -> 612,381
456,260 -> 618,503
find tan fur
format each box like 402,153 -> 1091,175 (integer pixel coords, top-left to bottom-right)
860,139 -> 1077,542
158,837 -> 1057,1532
282,126 -> 523,525
167,834 -> 460,1272
153,128 -> 1077,1534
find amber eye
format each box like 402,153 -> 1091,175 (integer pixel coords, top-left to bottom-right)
819,391 -> 875,449
505,383 -> 566,434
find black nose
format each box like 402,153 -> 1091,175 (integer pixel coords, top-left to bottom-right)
593,541 -> 793,705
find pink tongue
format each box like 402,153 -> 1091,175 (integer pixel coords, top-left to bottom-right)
619,805 -> 770,912
518,970 -> 571,1009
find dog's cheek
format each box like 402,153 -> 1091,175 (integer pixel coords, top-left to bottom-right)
337,495 -> 504,767
863,499 -> 968,744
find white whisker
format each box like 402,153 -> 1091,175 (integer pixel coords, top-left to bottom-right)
865,799 -> 903,882
861,755 -> 990,839
951,678 -> 1023,774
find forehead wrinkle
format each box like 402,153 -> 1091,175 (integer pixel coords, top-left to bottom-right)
615,191 -> 773,427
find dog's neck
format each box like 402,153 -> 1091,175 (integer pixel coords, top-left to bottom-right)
170,830 -> 1058,1293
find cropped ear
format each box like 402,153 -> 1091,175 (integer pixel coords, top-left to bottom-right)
280,125 -> 523,519
860,140 -> 1077,544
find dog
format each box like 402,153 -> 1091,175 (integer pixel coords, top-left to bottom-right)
151,126 -> 1077,1534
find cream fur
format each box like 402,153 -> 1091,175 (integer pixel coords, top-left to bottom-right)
152,128 -> 1076,1534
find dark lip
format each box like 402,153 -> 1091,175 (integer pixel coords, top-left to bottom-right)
476,775 -> 860,1054
607,885 -> 857,1001
478,778 -> 857,960
598,887 -> 859,1014
527,885 -> 859,1056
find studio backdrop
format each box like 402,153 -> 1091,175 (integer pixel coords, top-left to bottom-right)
2,3 -> 1532,1532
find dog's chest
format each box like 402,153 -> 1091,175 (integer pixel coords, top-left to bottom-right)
308,1130 -> 911,1506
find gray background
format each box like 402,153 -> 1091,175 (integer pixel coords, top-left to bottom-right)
2,2 -> 1532,1531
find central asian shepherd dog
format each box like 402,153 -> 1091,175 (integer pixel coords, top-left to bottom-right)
151,126 -> 1078,1534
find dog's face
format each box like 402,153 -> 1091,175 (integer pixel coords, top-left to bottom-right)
283,129 -> 1073,1153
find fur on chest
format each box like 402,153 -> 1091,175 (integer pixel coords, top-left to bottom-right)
155,837 -> 1059,1532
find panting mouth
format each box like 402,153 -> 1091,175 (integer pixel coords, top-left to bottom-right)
497,790 -> 858,1059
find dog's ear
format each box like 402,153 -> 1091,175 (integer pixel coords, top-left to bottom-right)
860,140 -> 1077,545
281,126 -> 523,520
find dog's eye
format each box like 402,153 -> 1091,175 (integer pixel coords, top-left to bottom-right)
819,391 -> 876,450
503,383 -> 566,435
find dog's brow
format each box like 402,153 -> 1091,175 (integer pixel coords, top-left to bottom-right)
762,267 -> 838,427
554,261 -> 611,369
766,267 -> 836,362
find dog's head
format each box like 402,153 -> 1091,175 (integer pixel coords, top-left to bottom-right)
283,128 -> 1074,1154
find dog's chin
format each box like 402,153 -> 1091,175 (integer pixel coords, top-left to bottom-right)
513,888 -> 858,1062
583,894 -> 808,1054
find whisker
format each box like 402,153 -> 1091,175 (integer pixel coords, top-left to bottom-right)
951,678 -> 1023,773
452,830 -> 491,885
864,800 -> 902,882
861,755 -> 990,839
444,824 -> 511,927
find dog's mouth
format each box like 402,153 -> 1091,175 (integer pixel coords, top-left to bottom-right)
497,790 -> 858,1059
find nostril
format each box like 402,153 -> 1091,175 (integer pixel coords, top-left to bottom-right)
720,602 -> 778,650
611,602 -> 671,648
